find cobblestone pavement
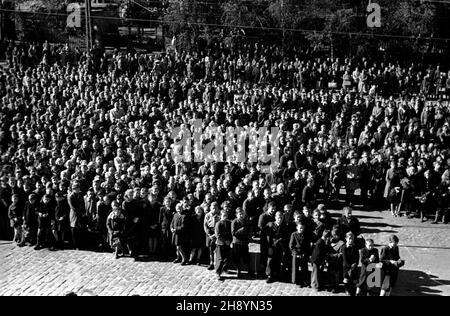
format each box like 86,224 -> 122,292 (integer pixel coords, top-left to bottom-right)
1,209 -> 449,296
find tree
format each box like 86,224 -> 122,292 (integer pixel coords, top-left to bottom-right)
164,0 -> 222,50
14,0 -> 69,42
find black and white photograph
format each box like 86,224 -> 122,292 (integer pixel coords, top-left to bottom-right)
0,0 -> 450,301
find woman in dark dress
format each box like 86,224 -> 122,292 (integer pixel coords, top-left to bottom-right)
380,235 -> 405,296
189,206 -> 206,264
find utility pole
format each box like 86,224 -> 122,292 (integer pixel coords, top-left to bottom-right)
85,0 -> 92,51
281,0 -> 285,55
0,1 -> 4,42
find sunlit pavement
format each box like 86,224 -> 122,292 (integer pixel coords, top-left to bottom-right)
1,209 -> 449,296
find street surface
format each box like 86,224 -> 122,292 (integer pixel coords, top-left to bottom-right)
1,209 -> 449,296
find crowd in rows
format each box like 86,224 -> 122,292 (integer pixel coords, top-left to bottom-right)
0,39 -> 448,295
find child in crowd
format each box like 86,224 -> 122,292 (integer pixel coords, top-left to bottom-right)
231,207 -> 250,278
215,209 -> 232,281
107,200 -> 127,259
290,223 -> 310,287
8,194 -> 23,245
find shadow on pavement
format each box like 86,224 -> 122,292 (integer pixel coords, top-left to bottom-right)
361,227 -> 398,234
360,222 -> 402,228
397,270 -> 450,296
399,245 -> 450,250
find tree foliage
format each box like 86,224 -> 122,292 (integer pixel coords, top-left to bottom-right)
13,0 -> 69,42
163,0 -> 450,56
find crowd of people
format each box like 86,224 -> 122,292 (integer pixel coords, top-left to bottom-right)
0,38 -> 448,296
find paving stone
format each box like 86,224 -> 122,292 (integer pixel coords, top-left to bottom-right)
1,209 -> 450,296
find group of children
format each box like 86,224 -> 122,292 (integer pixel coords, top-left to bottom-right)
101,194 -> 404,296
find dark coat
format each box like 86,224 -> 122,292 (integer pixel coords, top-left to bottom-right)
68,192 -> 86,228
342,244 -> 360,280
8,202 -> 23,228
159,206 -> 174,231
358,247 -> 380,286
231,217 -> 250,245
38,202 -> 54,228
380,245 -> 403,289
171,212 -> 187,246
215,219 -> 232,246
311,238 -> 330,265
191,213 -> 206,247
23,201 -> 39,229
302,185 -> 316,208
289,231 -> 310,257
258,212 -> 274,243
337,215 -> 361,237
